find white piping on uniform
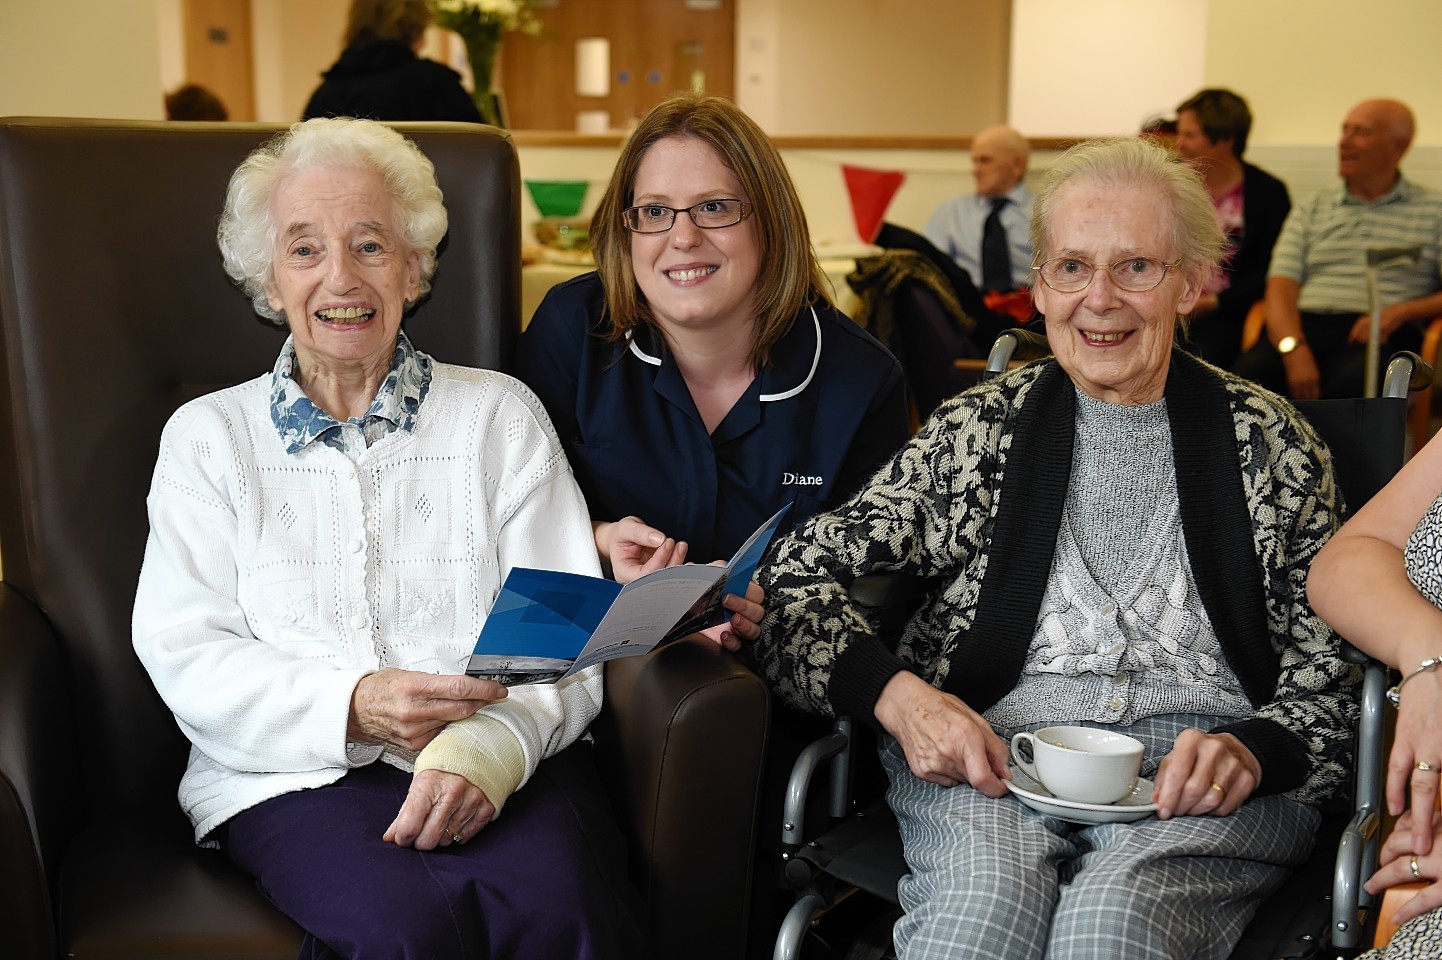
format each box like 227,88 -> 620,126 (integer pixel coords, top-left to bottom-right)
627,333 -> 662,366
625,305 -> 822,402
760,306 -> 820,402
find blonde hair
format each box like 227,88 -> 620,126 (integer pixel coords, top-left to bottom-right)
588,94 -> 828,367
343,0 -> 432,48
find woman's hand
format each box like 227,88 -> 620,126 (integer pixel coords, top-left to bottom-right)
348,669 -> 507,752
873,672 -> 1011,797
1153,728 -> 1260,819
595,516 -> 688,584
1386,668 -> 1442,855
1366,807 -> 1442,927
383,768 -> 496,850
697,582 -> 765,652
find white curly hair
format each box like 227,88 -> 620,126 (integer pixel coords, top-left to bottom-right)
217,117 -> 448,324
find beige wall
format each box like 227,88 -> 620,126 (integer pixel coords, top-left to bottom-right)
1207,0 -> 1442,147
3,0 -> 1442,142
250,0 -> 347,122
737,0 -> 1009,136
0,0 -> 348,123
1011,0 -> 1208,137
0,0 -> 164,120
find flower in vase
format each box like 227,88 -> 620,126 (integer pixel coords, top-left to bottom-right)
431,0 -> 541,38
430,0 -> 540,125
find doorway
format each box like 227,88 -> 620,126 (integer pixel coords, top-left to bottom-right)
499,0 -> 734,132
181,0 -> 256,121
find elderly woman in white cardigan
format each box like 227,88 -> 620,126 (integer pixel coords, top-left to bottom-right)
132,118 -> 658,960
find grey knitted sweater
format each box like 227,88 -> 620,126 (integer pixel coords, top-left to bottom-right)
985,387 -> 1251,731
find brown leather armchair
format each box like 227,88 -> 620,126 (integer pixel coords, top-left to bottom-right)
0,118 -> 767,960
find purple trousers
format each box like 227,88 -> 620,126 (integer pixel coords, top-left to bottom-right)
221,742 -> 644,960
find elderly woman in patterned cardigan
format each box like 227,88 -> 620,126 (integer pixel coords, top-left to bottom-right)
752,136 -> 1360,960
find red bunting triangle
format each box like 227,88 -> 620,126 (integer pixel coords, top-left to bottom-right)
842,165 -> 906,244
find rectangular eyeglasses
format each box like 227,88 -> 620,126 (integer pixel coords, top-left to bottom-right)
621,198 -> 753,234
1033,256 -> 1181,293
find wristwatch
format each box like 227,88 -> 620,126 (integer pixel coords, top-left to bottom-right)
1277,335 -> 1305,356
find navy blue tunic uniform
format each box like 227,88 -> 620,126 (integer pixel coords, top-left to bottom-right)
515,272 -> 908,560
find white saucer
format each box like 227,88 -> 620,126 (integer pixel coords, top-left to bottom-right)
1004,765 -> 1158,824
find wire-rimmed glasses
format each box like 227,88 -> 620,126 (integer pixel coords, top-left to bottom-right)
1032,256 -> 1181,293
621,199 -> 753,234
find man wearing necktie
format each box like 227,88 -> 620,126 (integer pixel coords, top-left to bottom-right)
925,125 -> 1035,295
981,195 -> 1013,294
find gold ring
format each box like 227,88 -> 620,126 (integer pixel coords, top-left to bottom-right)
1411,854 -> 1422,879
1210,782 -> 1227,798
1418,761 -> 1436,773
452,833 -> 464,844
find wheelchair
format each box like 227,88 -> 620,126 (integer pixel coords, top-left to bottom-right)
772,329 -> 1432,960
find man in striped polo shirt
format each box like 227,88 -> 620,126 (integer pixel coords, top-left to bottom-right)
1234,99 -> 1442,399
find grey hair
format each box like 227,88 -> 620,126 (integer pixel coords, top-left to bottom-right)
1030,137 -> 1224,333
217,117 -> 447,324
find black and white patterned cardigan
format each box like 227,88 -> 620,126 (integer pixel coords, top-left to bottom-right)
753,349 -> 1361,804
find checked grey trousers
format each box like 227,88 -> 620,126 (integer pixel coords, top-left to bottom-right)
882,713 -> 1320,960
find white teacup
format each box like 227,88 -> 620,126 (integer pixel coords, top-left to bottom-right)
1011,726 -> 1144,805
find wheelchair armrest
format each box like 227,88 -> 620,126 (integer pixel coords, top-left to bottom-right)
1342,640 -> 1371,665
591,637 -> 769,960
1331,652 -> 1392,950
781,723 -> 852,848
984,327 -> 1051,379
1384,349 -> 1434,397
1332,805 -> 1381,950
0,582 -> 76,958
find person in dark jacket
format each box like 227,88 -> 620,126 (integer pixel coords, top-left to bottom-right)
1174,88 -> 1291,368
303,0 -> 483,123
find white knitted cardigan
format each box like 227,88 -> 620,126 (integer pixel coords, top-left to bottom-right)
133,362 -> 602,841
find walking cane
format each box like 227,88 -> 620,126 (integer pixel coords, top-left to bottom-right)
1365,246 -> 1422,397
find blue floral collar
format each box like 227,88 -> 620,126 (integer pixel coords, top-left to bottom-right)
269,332 -> 433,455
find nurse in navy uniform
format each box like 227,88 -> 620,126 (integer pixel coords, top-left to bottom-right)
516,94 -> 907,627
516,93 -> 907,951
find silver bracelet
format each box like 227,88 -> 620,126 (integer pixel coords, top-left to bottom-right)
1386,656 -> 1442,706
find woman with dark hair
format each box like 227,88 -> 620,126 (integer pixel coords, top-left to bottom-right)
165,83 -> 229,121
303,0 -> 482,123
1173,87 -> 1291,369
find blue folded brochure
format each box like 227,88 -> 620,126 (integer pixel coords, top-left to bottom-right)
465,503 -> 791,683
